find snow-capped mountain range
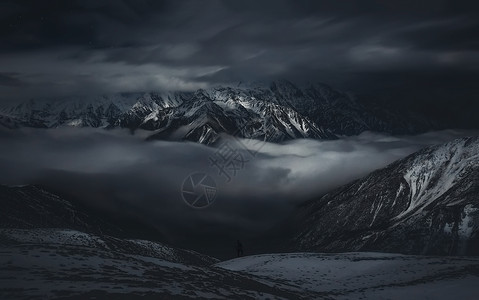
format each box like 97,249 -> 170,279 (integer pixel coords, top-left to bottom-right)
293,136 -> 479,255
0,80 -> 433,144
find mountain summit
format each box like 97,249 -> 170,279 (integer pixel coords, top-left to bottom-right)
1,81 -> 433,144
293,136 -> 479,255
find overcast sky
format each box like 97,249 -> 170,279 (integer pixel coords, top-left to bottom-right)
1,0 -> 479,102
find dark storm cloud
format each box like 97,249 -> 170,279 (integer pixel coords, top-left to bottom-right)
0,127 -> 477,255
390,19 -> 479,52
1,0 -> 479,101
0,73 -> 25,87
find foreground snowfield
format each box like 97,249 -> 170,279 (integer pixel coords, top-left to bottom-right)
1,229 -> 479,299
217,252 -> 479,299
0,229 -> 313,299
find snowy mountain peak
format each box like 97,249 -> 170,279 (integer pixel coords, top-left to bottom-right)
1,81 -> 434,143
398,137 -> 479,219
293,136 -> 479,255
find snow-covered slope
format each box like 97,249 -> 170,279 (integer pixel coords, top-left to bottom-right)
2,247 -> 477,299
0,185 -> 300,299
293,136 -> 479,255
0,185 -> 216,265
0,184 -> 301,299
217,252 -> 479,300
0,234 -> 298,299
0,228 -> 217,266
0,80 -> 433,144
0,185 -> 120,235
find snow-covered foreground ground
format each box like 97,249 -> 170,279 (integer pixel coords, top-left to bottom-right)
217,252 -> 479,299
1,229 -> 479,299
0,229 -> 311,299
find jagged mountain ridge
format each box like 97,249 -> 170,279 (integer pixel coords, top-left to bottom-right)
292,136 -> 479,255
0,80 -> 433,144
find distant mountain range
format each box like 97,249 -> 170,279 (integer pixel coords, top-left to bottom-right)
0,80 -> 434,144
292,136 -> 479,256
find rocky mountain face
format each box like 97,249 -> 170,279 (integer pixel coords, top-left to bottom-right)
292,136 -> 479,256
0,80 -> 433,144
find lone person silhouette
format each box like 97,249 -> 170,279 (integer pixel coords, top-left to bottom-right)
236,240 -> 244,257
